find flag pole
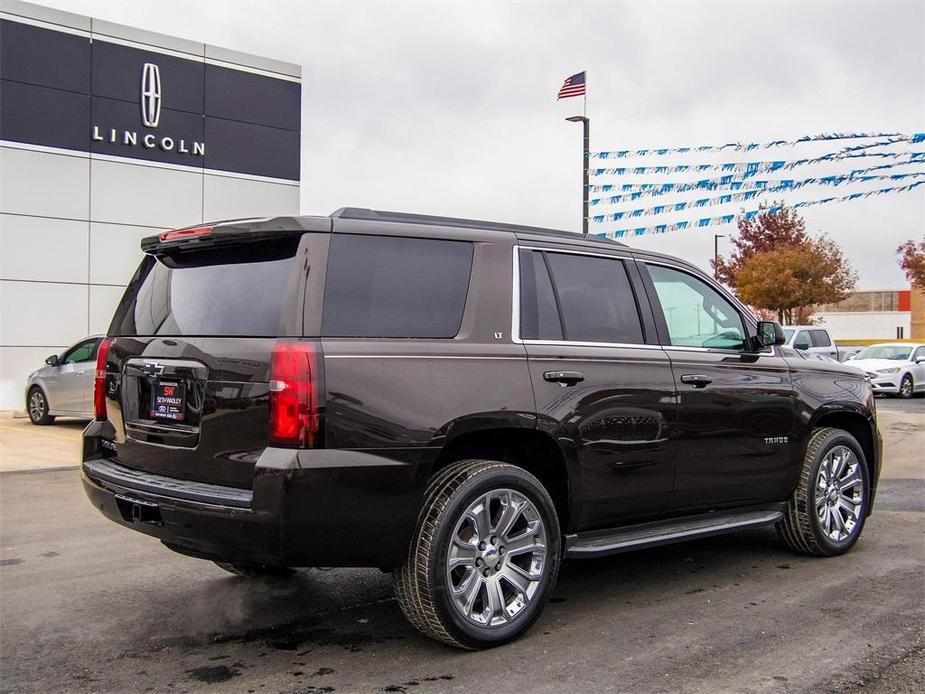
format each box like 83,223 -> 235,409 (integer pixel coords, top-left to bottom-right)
564,71 -> 590,236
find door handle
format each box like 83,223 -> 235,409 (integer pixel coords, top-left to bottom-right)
680,374 -> 713,388
543,370 -> 585,387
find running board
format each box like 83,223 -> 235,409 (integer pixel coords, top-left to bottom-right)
564,506 -> 785,559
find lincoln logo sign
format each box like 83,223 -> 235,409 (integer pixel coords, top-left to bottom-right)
141,63 -> 162,128
89,62 -> 206,158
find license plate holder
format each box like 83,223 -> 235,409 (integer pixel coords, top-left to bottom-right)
150,379 -> 186,422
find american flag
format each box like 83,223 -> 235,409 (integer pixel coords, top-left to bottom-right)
557,71 -> 586,99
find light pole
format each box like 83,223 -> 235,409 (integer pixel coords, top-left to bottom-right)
566,115 -> 590,236
713,234 -> 726,279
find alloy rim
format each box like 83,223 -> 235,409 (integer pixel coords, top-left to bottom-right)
446,488 -> 547,627
28,391 -> 45,421
901,377 -> 912,397
814,445 -> 864,543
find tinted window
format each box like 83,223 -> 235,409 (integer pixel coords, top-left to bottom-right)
647,264 -> 747,350
111,240 -> 299,336
519,250 -> 563,340
810,330 -> 832,347
63,339 -> 99,364
542,252 -> 644,344
323,234 -> 473,338
794,331 -> 811,349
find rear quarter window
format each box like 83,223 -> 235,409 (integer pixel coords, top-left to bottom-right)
322,234 -> 473,338
810,330 -> 832,347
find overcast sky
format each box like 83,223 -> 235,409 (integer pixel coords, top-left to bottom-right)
45,0 -> 925,289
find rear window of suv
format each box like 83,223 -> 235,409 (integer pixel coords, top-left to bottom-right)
110,239 -> 299,337
322,234 -> 473,338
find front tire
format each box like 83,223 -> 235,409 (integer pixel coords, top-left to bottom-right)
393,460 -> 560,649
898,374 -> 914,399
27,387 -> 55,425
777,427 -> 869,556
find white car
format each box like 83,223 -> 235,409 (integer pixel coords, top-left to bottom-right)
847,343 -> 925,398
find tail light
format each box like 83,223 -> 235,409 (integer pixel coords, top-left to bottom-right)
269,342 -> 322,447
159,225 -> 213,242
94,338 -> 111,420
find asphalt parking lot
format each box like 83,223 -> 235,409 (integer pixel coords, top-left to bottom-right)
1,399 -> 922,693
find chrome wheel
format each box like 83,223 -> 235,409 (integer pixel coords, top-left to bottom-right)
28,390 -> 46,422
814,445 -> 864,543
446,488 -> 547,627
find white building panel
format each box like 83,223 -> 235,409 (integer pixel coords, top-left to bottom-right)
1,214 -> 89,283
0,147 -> 89,220
89,222 -> 153,286
0,279 -> 87,346
203,174 -> 299,221
815,312 -> 912,341
90,160 -> 203,229
88,284 -> 127,335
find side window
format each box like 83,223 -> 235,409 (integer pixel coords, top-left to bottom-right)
62,339 -> 99,364
810,330 -> 832,348
322,234 -> 473,338
913,346 -> 925,362
519,250 -> 563,340
647,264 -> 747,350
794,331 -> 812,350
542,252 -> 644,344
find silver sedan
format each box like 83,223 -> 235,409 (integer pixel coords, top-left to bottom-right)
24,335 -> 104,425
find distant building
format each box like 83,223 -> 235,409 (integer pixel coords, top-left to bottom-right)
814,289 -> 924,340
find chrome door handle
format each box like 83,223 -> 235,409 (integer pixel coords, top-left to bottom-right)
680,374 -> 713,388
543,370 -> 585,387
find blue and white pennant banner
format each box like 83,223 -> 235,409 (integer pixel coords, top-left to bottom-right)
588,157 -> 925,193
591,132 -> 924,159
591,151 -> 925,179
589,172 -> 925,207
595,180 -> 925,239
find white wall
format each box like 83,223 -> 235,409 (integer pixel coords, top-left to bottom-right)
815,312 -> 912,341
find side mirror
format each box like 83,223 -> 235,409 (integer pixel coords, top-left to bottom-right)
794,342 -> 810,351
45,354 -> 59,366
847,354 -> 856,360
755,321 -> 786,348
916,356 -> 925,364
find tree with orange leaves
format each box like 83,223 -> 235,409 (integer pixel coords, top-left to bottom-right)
714,202 -> 857,324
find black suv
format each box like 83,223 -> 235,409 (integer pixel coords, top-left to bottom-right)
82,208 -> 881,649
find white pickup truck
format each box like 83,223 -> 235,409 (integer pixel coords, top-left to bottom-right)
781,325 -> 859,362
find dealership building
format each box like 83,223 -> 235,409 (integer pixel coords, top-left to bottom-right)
0,0 -> 302,410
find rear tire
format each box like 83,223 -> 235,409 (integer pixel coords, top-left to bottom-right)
777,427 -> 869,557
393,460 -> 560,649
27,387 -> 55,425
214,561 -> 295,579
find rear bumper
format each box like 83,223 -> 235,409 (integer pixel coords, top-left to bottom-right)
81,423 -> 426,568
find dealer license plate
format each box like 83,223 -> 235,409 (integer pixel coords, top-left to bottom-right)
150,380 -> 186,422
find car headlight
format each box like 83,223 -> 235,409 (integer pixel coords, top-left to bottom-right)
875,367 -> 901,374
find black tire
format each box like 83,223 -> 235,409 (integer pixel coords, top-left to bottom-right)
777,427 -> 870,557
898,374 -> 914,399
214,561 -> 295,579
392,460 -> 561,649
27,387 -> 55,425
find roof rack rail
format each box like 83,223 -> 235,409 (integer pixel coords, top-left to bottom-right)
330,207 -> 625,246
